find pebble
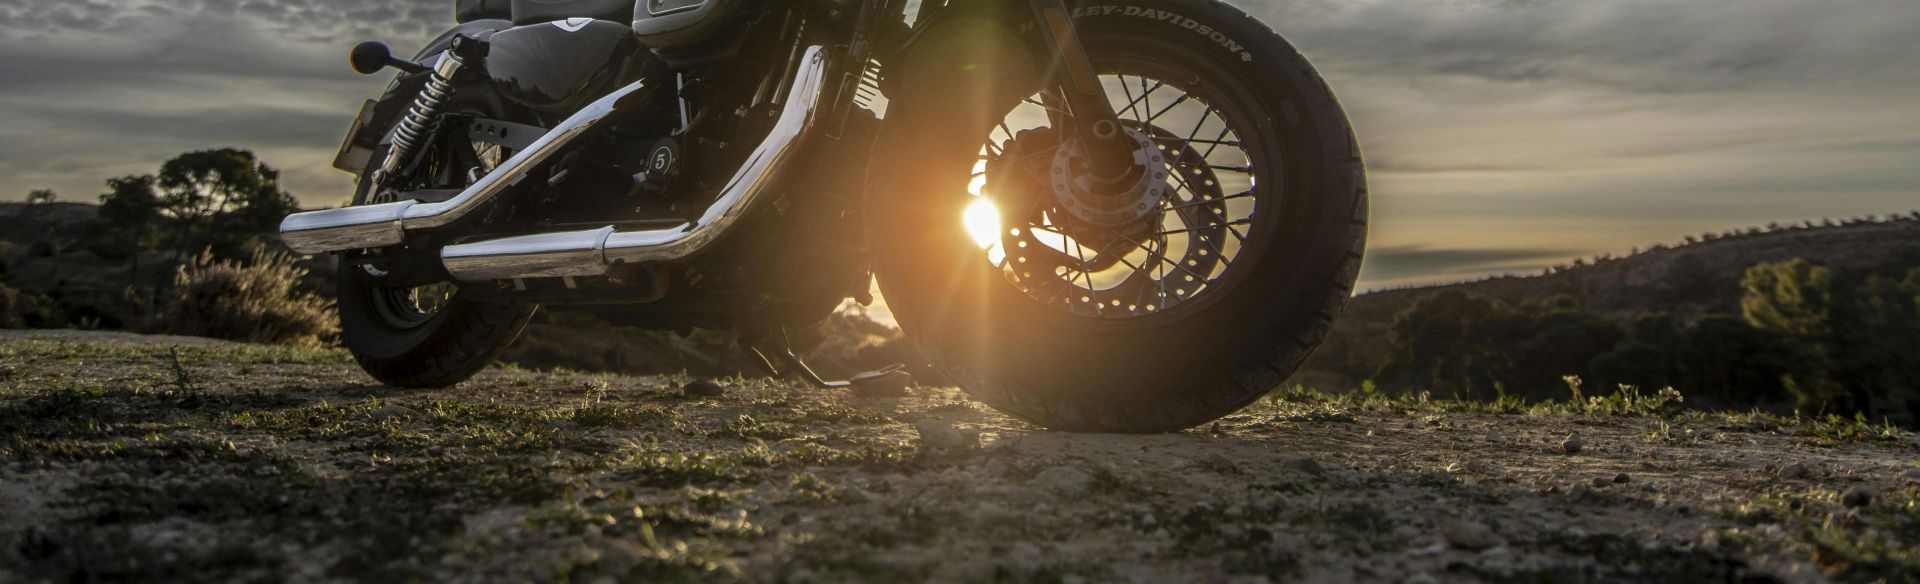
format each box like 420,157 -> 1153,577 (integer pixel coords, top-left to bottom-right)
1035,467 -> 1098,496
1590,476 -> 1611,488
1566,483 -> 1595,502
913,420 -> 980,452
1842,487 -> 1874,508
1405,572 -> 1438,584
370,405 -> 417,422
1281,456 -> 1326,477
1613,473 -> 1631,484
681,380 -> 727,398
1904,469 -> 1920,483
1778,462 -> 1809,480
1441,520 -> 1504,551
1560,434 -> 1584,454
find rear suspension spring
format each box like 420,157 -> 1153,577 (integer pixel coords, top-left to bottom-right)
377,50 -> 467,184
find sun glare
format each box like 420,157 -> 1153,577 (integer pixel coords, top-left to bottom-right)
963,196 -> 1002,249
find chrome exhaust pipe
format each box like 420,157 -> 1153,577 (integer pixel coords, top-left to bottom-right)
278,80 -> 657,255
440,46 -> 830,283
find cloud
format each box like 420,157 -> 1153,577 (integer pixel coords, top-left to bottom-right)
0,0 -> 1914,289
1359,245 -> 1576,289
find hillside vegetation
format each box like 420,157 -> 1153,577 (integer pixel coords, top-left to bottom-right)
1297,214 -> 1920,426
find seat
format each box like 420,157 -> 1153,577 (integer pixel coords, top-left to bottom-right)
512,0 -> 636,25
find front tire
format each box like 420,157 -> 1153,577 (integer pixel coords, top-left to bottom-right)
868,1 -> 1368,432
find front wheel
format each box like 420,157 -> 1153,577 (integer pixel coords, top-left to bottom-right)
868,1 -> 1368,432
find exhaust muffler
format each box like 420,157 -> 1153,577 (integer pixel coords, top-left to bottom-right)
439,46 -> 830,282
279,80 -> 657,255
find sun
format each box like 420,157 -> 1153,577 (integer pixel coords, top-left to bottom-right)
962,196 -> 1002,249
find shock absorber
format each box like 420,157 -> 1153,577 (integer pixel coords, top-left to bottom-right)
374,36 -> 486,187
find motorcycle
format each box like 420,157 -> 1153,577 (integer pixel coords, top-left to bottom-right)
282,0 -> 1368,432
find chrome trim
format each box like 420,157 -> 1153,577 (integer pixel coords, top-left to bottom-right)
441,226 -> 616,280
279,80 -> 654,255
440,46 -> 830,282
278,201 -> 416,254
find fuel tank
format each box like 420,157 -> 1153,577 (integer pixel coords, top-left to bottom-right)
485,18 -> 648,113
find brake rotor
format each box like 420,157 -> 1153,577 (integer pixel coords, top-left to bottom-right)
983,124 -> 1234,318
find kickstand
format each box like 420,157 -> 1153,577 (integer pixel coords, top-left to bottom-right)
748,329 -> 912,396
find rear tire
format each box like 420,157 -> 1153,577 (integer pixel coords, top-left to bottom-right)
338,90 -> 536,389
868,1 -> 1367,432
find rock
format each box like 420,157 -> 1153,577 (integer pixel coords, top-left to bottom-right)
681,380 -> 727,398
1560,434 -> 1583,454
1842,486 -> 1874,508
1904,469 -> 1920,483
914,420 -> 980,453
1613,473 -> 1631,484
370,405 -> 417,422
1778,462 -> 1809,480
1281,456 -> 1326,477
1591,476 -> 1611,488
1035,467 -> 1098,496
1441,520 -> 1504,551
1405,573 -> 1438,584
1566,483 -> 1595,502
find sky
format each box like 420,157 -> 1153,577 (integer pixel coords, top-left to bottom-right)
2,0 -> 1916,289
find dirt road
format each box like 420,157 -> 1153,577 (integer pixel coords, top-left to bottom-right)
1,331 -> 1915,582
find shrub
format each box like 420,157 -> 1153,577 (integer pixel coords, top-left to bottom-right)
0,281 -> 60,329
153,247 -> 337,347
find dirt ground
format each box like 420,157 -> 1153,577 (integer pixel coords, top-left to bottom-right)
1,330 -> 1916,583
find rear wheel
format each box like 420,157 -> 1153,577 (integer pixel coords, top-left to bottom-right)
337,93 -> 536,388
869,1 -> 1367,432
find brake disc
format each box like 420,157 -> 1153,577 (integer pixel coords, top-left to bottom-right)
984,124 -> 1234,318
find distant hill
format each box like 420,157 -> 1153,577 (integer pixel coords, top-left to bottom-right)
0,202 -> 95,244
1295,213 -> 1920,391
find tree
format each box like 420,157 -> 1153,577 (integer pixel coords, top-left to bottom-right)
155,149 -> 299,262
1375,290 -> 1505,398
1741,260 -> 1847,412
1672,315 -> 1796,407
87,176 -> 163,286
1845,269 -> 1920,424
21,189 -> 77,280
1374,291 -> 1624,401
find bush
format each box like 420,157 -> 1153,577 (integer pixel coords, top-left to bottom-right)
153,247 -> 337,347
0,281 -> 60,329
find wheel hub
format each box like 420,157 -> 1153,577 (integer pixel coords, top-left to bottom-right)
1049,127 -> 1171,227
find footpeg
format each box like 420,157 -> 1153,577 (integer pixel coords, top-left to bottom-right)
847,365 -> 912,398
748,336 -> 912,397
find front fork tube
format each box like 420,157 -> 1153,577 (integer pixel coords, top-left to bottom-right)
1027,0 -> 1135,173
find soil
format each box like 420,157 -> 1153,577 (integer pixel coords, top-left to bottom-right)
1,330 -> 1916,583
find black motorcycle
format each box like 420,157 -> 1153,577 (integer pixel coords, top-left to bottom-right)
282,0 -> 1368,432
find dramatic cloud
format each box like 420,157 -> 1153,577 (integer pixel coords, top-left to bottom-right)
1,0 -> 1915,287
